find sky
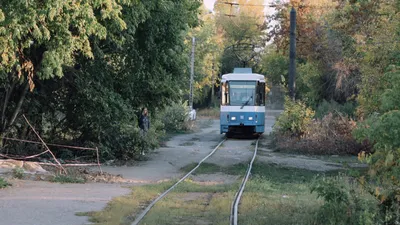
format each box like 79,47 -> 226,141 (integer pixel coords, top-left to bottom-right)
203,0 -> 216,11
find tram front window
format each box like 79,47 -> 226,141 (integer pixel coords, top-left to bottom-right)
229,81 -> 256,106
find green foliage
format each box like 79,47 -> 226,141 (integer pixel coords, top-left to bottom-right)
296,61 -> 324,107
0,0 -> 201,161
315,99 -> 357,119
0,177 -> 10,189
311,175 -> 378,225
12,167 -> 24,179
0,0 -> 126,80
260,50 -> 289,85
274,97 -> 315,136
353,65 -> 400,224
160,101 -> 190,133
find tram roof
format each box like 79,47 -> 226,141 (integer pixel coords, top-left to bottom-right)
221,73 -> 265,82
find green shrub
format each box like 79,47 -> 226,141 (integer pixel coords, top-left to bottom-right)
12,167 -> 24,179
0,177 -> 10,189
353,65 -> 400,224
297,61 -> 324,107
315,99 -> 357,119
311,175 -> 378,225
274,96 -> 315,136
100,116 -> 165,161
160,100 -> 190,133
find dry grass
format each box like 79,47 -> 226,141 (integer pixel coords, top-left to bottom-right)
76,180 -> 177,225
197,108 -> 220,119
274,113 -> 371,155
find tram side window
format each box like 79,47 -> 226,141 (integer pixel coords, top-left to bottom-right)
256,82 -> 266,106
221,82 -> 229,106
261,82 -> 265,106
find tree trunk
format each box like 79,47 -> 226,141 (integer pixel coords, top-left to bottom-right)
0,82 -> 29,147
1,80 -> 17,132
9,82 -> 29,127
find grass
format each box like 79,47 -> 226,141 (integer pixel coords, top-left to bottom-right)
76,180 -> 177,225
197,108 -> 220,119
0,177 -> 11,188
12,167 -> 24,179
81,162 -> 349,225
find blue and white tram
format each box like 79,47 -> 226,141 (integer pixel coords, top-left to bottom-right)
220,70 -> 266,136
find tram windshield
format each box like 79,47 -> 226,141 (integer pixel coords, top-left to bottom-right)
229,81 -> 256,106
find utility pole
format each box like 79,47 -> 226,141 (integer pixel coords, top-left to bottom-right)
211,56 -> 215,106
189,37 -> 195,110
289,7 -> 296,100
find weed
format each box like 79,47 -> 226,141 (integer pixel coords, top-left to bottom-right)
197,108 -> 220,119
0,177 -> 10,188
77,180 -> 176,225
81,162 -> 346,225
12,167 -> 24,179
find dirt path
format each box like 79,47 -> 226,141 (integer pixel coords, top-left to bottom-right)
0,179 -> 130,225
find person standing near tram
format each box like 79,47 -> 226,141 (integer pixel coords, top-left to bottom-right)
138,107 -> 150,155
139,107 -> 150,134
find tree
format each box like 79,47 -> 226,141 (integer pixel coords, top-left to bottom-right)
0,0 -> 127,139
0,0 -> 202,160
215,0 -> 267,72
188,6 -> 224,106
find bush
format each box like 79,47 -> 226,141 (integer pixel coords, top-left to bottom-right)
311,174 -> 378,225
12,167 -> 24,179
0,177 -> 10,189
274,111 -> 368,156
160,100 -> 191,132
352,65 -> 400,224
274,96 -> 315,137
315,99 -> 357,119
100,116 -> 165,161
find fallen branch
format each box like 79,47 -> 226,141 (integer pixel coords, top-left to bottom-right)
39,162 -> 99,167
23,114 -> 67,174
0,151 -> 49,160
1,137 -> 97,151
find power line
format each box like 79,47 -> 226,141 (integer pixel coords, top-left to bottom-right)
215,1 -> 336,9
215,1 -> 276,7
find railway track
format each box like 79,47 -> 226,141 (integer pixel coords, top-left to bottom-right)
131,137 -> 260,225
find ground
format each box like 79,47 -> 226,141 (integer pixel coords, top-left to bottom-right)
0,109 -> 365,225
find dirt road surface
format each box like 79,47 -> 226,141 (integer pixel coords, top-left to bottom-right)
0,180 -> 130,225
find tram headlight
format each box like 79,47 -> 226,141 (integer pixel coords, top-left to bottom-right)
231,116 -> 236,121
248,117 -> 253,121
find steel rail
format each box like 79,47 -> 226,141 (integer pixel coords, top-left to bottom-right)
131,138 -> 227,225
230,138 -> 259,225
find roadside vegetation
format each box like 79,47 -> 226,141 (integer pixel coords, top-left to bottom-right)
0,177 -> 10,189
1,0 -> 399,224
269,0 -> 400,223
197,108 -> 220,119
79,161 -> 367,225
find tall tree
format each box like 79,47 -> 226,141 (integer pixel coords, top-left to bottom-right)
0,0 -> 127,139
214,0 -> 267,72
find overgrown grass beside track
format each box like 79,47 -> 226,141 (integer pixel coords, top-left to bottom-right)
78,162 -> 369,225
